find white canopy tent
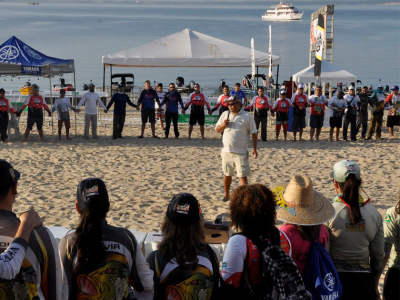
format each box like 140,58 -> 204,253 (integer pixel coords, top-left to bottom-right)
102,28 -> 281,92
292,60 -> 357,83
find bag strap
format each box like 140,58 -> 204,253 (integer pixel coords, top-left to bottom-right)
206,244 -> 222,292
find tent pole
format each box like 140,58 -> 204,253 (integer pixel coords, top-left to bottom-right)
49,65 -> 54,143
110,65 -> 113,98
256,66 -> 259,88
103,64 -> 105,92
275,64 -> 280,100
74,71 -> 77,137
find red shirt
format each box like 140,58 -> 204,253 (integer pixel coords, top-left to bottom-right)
0,98 -> 16,114
214,94 -> 230,109
185,92 -> 210,109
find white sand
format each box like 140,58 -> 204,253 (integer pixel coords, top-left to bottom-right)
2,114 -> 399,293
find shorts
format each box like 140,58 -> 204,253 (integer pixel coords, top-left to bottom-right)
58,119 -> 71,129
292,115 -> 306,129
387,115 -> 399,127
27,116 -> 43,130
221,151 -> 250,178
310,114 -> 324,128
276,112 -> 288,123
156,109 -> 165,120
189,110 -> 205,125
141,109 -> 156,124
276,123 -> 289,131
330,116 -> 343,128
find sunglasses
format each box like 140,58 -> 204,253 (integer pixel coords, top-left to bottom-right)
227,102 -> 237,106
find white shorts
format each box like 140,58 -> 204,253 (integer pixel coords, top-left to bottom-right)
221,151 -> 250,178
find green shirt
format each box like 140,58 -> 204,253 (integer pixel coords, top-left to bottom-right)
383,206 -> 400,269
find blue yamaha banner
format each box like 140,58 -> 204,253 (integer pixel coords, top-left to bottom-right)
21,66 -> 42,74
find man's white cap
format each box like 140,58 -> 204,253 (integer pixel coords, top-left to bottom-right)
378,84 -> 384,88
298,84 -> 304,89
330,160 -> 361,183
348,86 -> 355,90
280,90 -> 287,94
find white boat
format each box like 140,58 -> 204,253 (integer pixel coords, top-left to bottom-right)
262,1 -> 303,21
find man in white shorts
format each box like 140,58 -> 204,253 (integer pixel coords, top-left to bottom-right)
215,95 -> 258,202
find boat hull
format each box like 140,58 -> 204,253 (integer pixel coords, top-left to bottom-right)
262,12 -> 303,21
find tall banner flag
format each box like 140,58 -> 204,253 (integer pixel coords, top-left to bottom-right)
269,25 -> 273,78
251,38 -> 255,79
314,14 -> 324,77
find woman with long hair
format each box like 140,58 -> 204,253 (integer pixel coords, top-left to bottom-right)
59,178 -> 154,300
272,175 -> 335,276
327,160 -> 384,300
382,191 -> 400,300
147,193 -> 216,300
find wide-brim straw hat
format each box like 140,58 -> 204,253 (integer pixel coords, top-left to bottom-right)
270,175 -> 335,226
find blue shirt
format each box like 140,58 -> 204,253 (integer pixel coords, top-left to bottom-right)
106,93 -> 136,116
137,89 -> 160,111
160,91 -> 184,113
230,90 -> 246,104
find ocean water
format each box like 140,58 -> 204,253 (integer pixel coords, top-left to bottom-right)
1,1 -> 399,91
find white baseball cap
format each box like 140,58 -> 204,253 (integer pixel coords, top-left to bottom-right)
330,160 -> 361,183
349,86 -> 355,90
378,84 -> 384,88
280,90 -> 287,94
298,84 -> 304,89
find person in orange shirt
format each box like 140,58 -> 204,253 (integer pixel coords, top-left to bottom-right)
0,88 -> 17,142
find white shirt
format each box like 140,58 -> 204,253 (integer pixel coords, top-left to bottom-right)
216,109 -> 257,154
77,91 -> 106,114
343,94 -> 361,109
328,96 -> 347,117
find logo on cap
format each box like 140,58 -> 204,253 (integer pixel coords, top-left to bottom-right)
176,204 -> 190,215
86,185 -> 99,197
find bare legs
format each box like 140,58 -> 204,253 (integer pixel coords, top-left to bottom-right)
188,125 -> 205,140
223,175 -> 247,199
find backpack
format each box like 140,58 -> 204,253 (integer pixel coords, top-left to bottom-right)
303,228 -> 343,300
206,245 -> 240,300
241,229 -> 312,300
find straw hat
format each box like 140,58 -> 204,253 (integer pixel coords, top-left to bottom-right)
270,175 -> 335,226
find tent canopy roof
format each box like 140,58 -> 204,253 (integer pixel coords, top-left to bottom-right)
292,60 -> 357,83
0,36 -> 75,76
102,28 -> 280,68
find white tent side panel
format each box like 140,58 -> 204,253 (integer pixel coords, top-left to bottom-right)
102,29 -> 280,68
293,60 -> 357,83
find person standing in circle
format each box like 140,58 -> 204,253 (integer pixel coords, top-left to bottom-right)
385,85 -> 400,138
308,86 -> 328,141
20,84 -> 51,142
137,80 -> 161,139
328,91 -> 346,141
183,83 -> 211,140
215,95 -> 258,202
159,83 -> 184,139
343,86 -> 361,141
230,82 -> 246,105
155,83 -> 166,132
52,89 -> 80,140
210,85 -> 230,116
77,83 -> 107,139
0,88 -> 17,142
245,87 -> 273,141
272,90 -> 290,141
290,84 -> 308,142
105,84 -> 137,139
327,160 -> 384,300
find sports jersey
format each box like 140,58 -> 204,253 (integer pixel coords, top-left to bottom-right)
213,94 -> 230,113
77,91 -> 107,115
0,98 -> 16,115
385,93 -> 400,116
369,91 -> 385,116
326,195 -> 384,275
0,237 -> 29,280
272,98 -> 290,113
137,89 -> 160,111
383,207 -> 400,270
21,94 -> 50,118
221,231 -> 291,289
185,92 -> 211,113
328,96 -> 347,118
0,209 -> 61,299
343,94 -> 361,115
52,97 -> 77,120
160,90 -> 184,114
290,93 -> 308,116
230,90 -> 246,104
147,249 -> 215,300
106,92 -> 137,116
59,221 -> 154,300
155,91 -> 165,110
308,94 -> 328,115
279,224 -> 329,275
246,95 -> 272,118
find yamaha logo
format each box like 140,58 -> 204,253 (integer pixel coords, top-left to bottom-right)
0,45 -> 20,61
324,273 -> 335,292
24,45 -> 42,60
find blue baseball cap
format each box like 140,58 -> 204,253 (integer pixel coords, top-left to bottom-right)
390,85 -> 399,91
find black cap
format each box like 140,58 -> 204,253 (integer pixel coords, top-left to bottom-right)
166,193 -> 202,226
118,83 -> 124,88
0,88 -> 5,93
32,84 -> 39,91
76,178 -> 109,211
0,160 -> 20,190
59,89 -> 66,94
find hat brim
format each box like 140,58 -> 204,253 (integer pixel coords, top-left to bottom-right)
270,182 -> 335,226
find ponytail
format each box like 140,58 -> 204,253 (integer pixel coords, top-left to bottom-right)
74,203 -> 109,266
339,174 -> 361,225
